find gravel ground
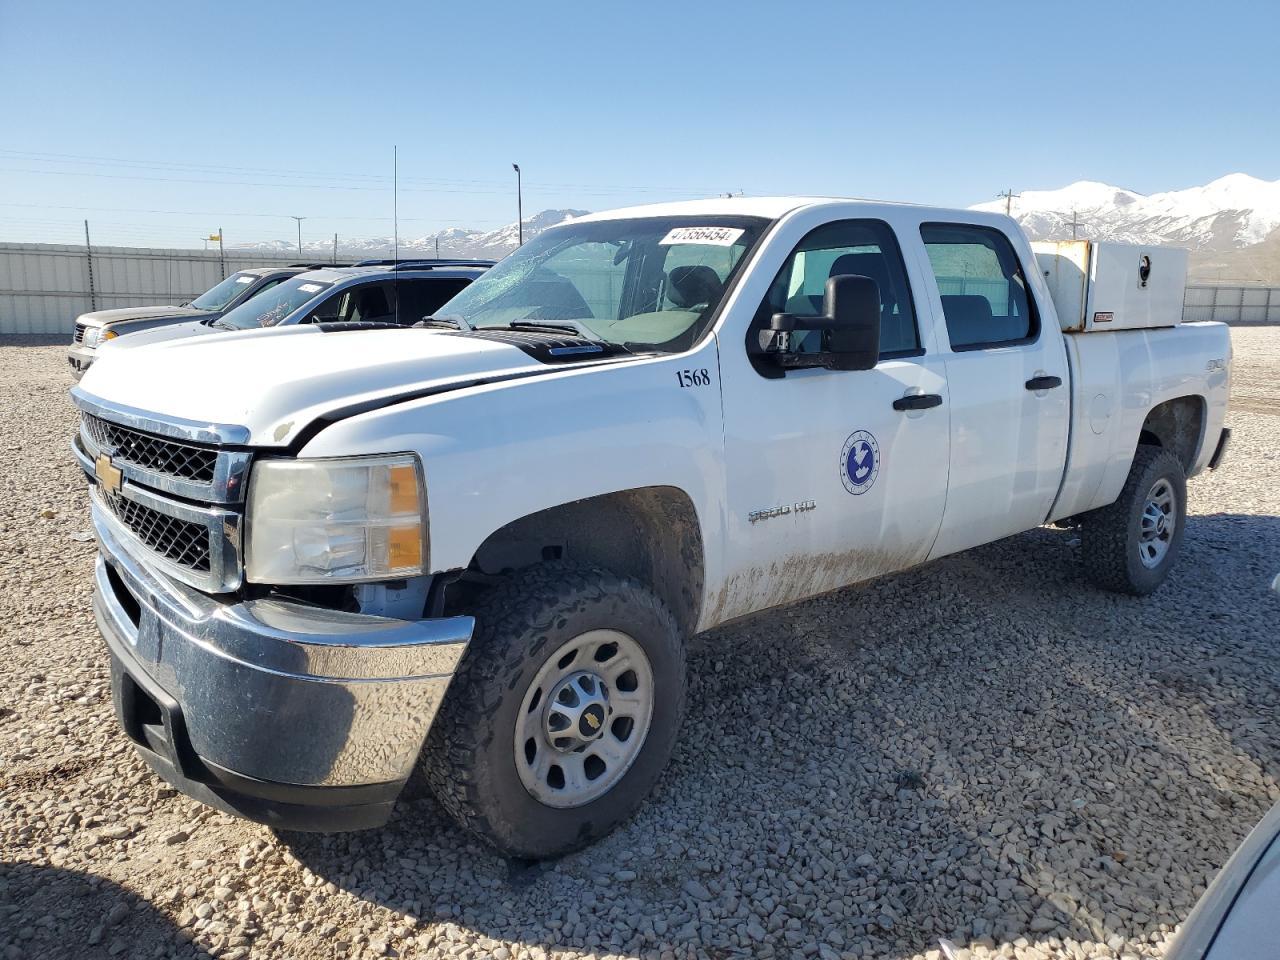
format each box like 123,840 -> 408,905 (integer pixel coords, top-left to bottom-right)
1,329 -> 1277,960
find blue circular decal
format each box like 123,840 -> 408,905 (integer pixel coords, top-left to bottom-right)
840,430 -> 880,495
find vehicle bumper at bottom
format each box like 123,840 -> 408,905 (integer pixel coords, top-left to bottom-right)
92,509 -> 473,832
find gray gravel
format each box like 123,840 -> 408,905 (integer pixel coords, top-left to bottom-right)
2,330 -> 1278,960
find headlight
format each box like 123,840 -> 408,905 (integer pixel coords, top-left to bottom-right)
82,327 -> 101,347
245,454 -> 426,584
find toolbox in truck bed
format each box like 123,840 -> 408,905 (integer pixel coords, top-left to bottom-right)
1033,239 -> 1187,333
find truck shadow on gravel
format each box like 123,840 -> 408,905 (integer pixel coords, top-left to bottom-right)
0,862 -> 214,960
281,512 -> 1279,959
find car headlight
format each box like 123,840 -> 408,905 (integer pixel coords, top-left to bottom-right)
82,327 -> 101,347
245,454 -> 426,584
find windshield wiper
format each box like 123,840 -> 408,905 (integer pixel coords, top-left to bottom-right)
505,318 -> 603,342
415,314 -> 473,331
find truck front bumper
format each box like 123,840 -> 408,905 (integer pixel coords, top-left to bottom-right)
68,344 -> 95,379
91,501 -> 473,831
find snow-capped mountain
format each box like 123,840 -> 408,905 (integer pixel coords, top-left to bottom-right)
233,208 -> 589,260
970,174 -> 1280,252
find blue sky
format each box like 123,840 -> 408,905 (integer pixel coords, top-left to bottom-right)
2,0 -> 1276,249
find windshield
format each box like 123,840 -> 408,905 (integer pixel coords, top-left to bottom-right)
189,272 -> 258,312
434,216 -> 767,352
217,277 -> 332,329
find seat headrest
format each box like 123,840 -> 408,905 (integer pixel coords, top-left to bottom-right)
940,294 -> 993,323
940,294 -> 994,347
667,265 -> 723,309
829,252 -> 890,283
357,287 -> 390,317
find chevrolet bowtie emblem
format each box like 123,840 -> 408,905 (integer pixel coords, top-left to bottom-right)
95,453 -> 123,497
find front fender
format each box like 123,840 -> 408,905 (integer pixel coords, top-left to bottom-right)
297,342 -> 728,599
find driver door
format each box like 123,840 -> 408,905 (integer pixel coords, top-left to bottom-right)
714,216 -> 950,624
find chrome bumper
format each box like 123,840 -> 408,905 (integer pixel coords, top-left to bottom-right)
91,498 -> 473,828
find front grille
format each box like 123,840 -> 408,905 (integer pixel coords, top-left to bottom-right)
102,492 -> 211,572
82,413 -> 218,484
73,323 -> 87,344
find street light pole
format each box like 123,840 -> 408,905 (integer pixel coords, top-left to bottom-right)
512,163 -> 523,246
290,216 -> 306,257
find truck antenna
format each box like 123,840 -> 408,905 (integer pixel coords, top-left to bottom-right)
393,145 -> 400,324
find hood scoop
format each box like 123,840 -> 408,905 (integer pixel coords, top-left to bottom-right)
448,329 -> 631,364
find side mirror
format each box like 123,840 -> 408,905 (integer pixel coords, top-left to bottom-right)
767,274 -> 881,371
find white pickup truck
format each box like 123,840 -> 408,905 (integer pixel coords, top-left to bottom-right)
71,197 -> 1231,858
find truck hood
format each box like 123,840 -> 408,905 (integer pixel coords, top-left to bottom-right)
77,326 -> 547,447
77,305 -> 207,327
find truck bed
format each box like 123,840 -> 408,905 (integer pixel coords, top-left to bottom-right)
1051,321 -> 1232,522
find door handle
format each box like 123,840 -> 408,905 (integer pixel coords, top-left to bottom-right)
892,393 -> 943,411
1025,375 -> 1062,391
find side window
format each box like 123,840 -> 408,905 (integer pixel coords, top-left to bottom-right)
751,219 -> 920,361
920,223 -> 1038,349
302,283 -> 393,324
303,291 -> 345,323
393,277 -> 472,324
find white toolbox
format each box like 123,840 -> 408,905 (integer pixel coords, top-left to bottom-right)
1032,239 -> 1188,333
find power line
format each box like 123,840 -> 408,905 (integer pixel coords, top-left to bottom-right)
0,150 -> 732,196
0,202 -> 511,224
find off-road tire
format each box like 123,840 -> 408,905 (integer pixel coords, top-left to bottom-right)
423,562 -> 686,859
1081,446 -> 1187,596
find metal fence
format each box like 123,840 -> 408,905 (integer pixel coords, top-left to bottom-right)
0,242 -> 318,335
1183,285 -> 1280,325
2,241 -> 1277,335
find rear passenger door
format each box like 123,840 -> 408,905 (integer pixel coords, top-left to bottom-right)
919,222 -> 1070,559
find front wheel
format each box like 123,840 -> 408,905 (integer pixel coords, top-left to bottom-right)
423,563 -> 686,859
1081,446 -> 1188,595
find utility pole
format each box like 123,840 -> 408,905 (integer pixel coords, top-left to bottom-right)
512,163 -> 523,246
83,220 -> 97,311
997,188 -> 1020,216
333,232 -> 338,265
1070,208 -> 1080,240
290,216 -> 306,257
435,236 -> 440,259
218,226 -> 225,279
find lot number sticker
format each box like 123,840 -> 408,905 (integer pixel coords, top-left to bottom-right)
659,226 -> 745,246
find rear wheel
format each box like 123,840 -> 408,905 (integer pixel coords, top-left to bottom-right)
1081,446 -> 1187,595
423,563 -> 686,859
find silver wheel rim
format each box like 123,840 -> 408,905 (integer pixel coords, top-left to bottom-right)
514,629 -> 655,808
1138,478 -> 1177,569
